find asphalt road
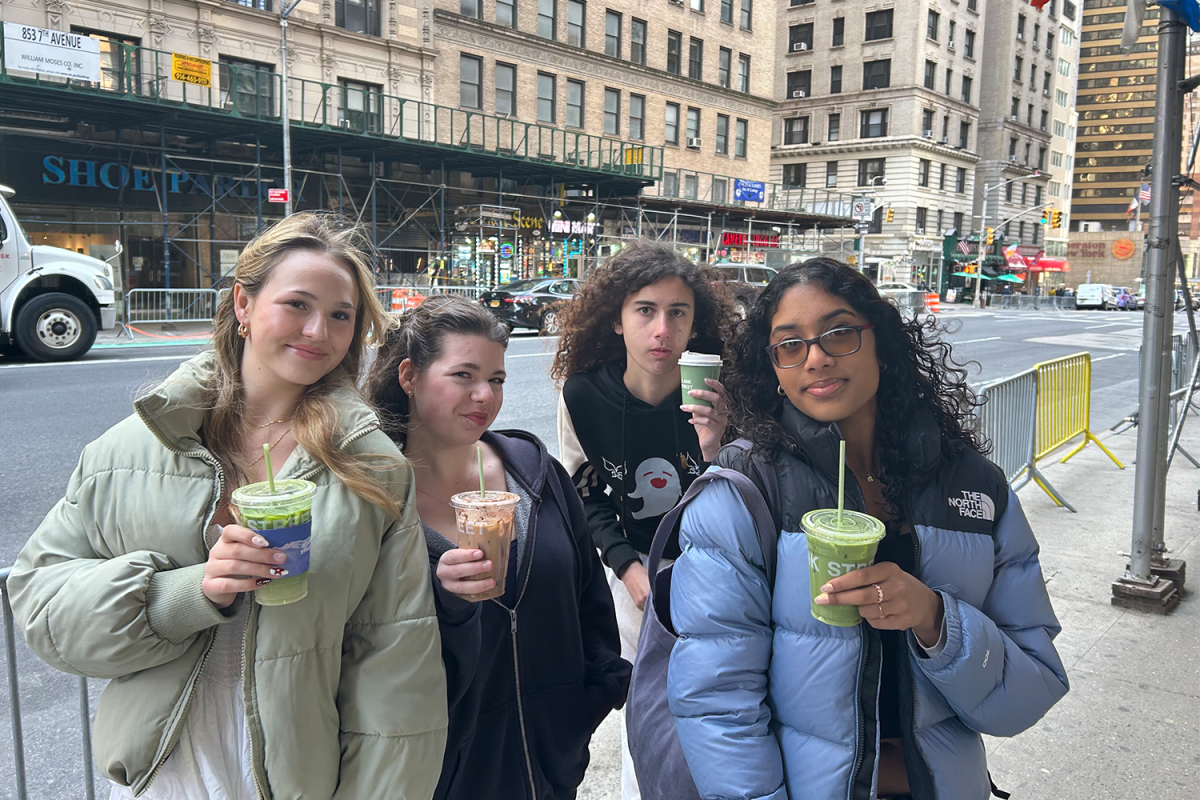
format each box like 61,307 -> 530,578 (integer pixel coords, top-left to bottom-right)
0,306 -> 1185,798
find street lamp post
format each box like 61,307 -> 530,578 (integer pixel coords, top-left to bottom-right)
974,171 -> 1040,308
861,175 -> 887,274
279,0 -> 303,217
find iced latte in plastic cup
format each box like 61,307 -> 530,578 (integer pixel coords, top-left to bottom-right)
449,491 -> 521,601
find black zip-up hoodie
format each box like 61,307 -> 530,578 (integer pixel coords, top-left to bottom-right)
557,362 -> 706,576
426,430 -> 631,800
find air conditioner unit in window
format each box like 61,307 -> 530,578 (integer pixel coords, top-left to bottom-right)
1010,115 -> 1019,122
792,42 -> 809,51
948,41 -> 956,51
792,90 -> 806,98
338,119 -> 354,129
1017,32 -> 1024,40
915,227 -> 926,235
669,0 -> 684,5
1043,89 -> 1050,96
687,137 -> 703,148
922,130 -> 933,138
1009,154 -> 1018,162
940,136 -> 949,144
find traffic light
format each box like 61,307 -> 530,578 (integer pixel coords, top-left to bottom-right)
885,208 -> 894,223
985,228 -> 995,245
1039,206 -> 1051,225
1051,209 -> 1063,228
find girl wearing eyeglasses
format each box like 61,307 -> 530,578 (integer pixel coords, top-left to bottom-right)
666,259 -> 1068,800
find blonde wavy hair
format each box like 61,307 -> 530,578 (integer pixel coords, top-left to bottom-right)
206,212 -> 399,518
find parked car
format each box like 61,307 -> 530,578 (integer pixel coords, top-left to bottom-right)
875,281 -> 921,295
479,278 -> 580,333
1076,283 -> 1118,310
1116,287 -> 1140,311
1178,289 -> 1200,311
710,263 -> 778,317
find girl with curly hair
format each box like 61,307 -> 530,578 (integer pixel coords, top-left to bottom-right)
551,240 -> 735,800
666,258 -> 1068,800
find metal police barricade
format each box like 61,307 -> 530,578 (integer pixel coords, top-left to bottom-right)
885,291 -> 927,318
1,568 -> 97,800
120,288 -> 221,330
978,368 -> 1075,510
1033,353 -> 1124,510
1168,333 -> 1200,468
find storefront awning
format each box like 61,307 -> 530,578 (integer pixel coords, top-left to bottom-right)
1027,258 -> 1070,273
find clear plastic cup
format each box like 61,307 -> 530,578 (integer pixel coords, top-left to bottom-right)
232,479 -> 317,606
802,508 -> 887,627
449,491 -> 521,601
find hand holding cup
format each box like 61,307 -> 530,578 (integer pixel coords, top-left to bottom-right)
202,524 -> 289,609
436,548 -> 498,601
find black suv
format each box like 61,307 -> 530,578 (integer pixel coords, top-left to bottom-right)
710,263 -> 778,317
479,278 -> 580,333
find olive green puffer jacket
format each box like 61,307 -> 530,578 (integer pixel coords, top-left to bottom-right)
9,352 -> 448,799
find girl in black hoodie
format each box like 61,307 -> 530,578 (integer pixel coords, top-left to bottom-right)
365,295 -> 629,800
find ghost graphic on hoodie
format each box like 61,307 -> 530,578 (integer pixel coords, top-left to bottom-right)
628,457 -> 682,519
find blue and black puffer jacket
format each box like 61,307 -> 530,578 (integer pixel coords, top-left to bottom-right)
666,402 -> 1069,800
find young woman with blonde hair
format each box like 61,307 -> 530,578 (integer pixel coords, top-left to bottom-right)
10,212 -> 447,800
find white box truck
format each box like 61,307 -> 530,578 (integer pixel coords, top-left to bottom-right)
0,184 -> 117,361
1075,283 -> 1118,311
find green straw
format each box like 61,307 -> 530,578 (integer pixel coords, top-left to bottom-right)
477,446 -> 486,499
263,443 -> 276,494
837,440 -> 846,527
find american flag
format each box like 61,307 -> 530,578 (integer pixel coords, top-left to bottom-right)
1139,182 -> 1152,204
957,239 -> 971,255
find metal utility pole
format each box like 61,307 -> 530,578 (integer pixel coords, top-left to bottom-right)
280,0 -> 303,217
1112,6 -> 1186,613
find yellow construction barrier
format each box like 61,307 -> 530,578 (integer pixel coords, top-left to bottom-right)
1034,352 -> 1125,470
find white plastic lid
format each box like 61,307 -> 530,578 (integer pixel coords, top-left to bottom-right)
678,351 -> 722,366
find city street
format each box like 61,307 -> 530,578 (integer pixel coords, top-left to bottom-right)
0,306 -> 1190,798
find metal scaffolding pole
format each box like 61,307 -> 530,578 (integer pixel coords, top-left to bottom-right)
1112,6 -> 1186,613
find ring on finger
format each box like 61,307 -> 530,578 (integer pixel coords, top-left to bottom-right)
877,603 -> 885,619
873,583 -> 884,604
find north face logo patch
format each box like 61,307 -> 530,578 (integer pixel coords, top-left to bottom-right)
948,491 -> 995,521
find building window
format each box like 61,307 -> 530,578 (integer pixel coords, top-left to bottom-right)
1016,14 -> 1025,39
496,0 -> 516,27
860,108 -> 887,138
1021,183 -> 1028,205
1018,221 -> 1025,241
789,23 -> 814,51
784,116 -> 809,145
735,118 -> 748,157
716,114 -> 729,154
826,160 -> 838,187
922,108 -> 934,135
566,80 -> 583,127
665,102 -> 680,145
691,0 -> 704,11
461,0 -> 481,18
948,20 -> 956,47
959,120 -> 970,148
1043,70 -> 1052,93
865,9 -> 893,41
916,207 -> 927,232
924,60 -> 936,90
961,76 -> 972,104
718,48 -> 732,88
927,10 -> 939,41
604,88 -> 620,135
783,163 -> 807,188
720,0 -> 733,24
667,31 -> 682,74
605,11 -> 621,57
1040,109 -> 1048,131
1014,55 -> 1023,82
918,159 -> 930,187
459,55 -> 482,109
339,79 -> 381,133
631,18 -> 647,63
1038,147 -> 1046,169
495,62 -> 516,115
1053,119 -> 1066,138
830,65 -> 842,94
787,70 -> 811,98
537,72 -> 556,122
739,0 -> 752,31
336,0 -> 380,36
567,0 -> 585,47
1035,186 -> 1043,205
713,178 -> 727,203
832,17 -> 845,46
1011,97 -> 1020,117
936,209 -> 944,234
938,163 -> 946,190
629,93 -> 645,139
1033,223 -> 1040,245
1005,182 -> 1014,202
663,172 -> 678,198
964,29 -> 975,58
956,166 -> 966,193
538,0 -> 556,39
689,37 -> 703,80
954,212 -> 964,237
218,56 -> 273,117
944,67 -> 952,95
827,112 -> 840,141
1056,89 -> 1068,107
1030,62 -> 1037,87
863,59 -> 890,90
857,158 -> 885,185
1027,103 -> 1033,126
686,106 -> 701,140
738,53 -> 751,92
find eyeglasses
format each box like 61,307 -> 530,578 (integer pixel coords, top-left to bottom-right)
765,324 -> 876,369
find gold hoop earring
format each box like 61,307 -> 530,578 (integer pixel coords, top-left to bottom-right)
777,385 -> 786,396
237,322 -> 249,338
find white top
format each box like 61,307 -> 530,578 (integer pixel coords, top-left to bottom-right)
110,600 -> 258,800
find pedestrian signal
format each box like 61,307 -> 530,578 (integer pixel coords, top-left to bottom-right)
985,228 -> 995,245
885,208 -> 894,223
1051,209 -> 1063,228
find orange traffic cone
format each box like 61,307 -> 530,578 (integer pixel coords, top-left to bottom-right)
391,289 -> 403,313
925,293 -> 940,314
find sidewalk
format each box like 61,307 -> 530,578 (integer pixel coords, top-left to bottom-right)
579,421 -> 1200,799
92,321 -> 214,348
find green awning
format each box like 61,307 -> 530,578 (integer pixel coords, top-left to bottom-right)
952,271 -> 994,279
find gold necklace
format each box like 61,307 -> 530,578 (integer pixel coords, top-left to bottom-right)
249,428 -> 291,467
254,417 -> 293,429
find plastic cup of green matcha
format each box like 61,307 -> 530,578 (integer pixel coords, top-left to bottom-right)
232,479 -> 317,606
802,508 -> 887,627
679,351 -> 722,408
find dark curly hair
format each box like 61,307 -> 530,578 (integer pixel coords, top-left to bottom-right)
724,257 -> 984,518
550,239 -> 737,383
